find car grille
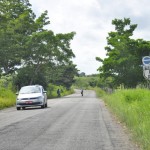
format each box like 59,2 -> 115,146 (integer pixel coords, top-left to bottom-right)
20,97 -> 38,100
17,102 -> 41,105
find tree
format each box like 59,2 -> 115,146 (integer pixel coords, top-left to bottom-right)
0,0 -> 35,75
0,0 -> 77,89
46,63 -> 78,89
13,66 -> 47,89
97,18 -> 150,88
22,28 -> 76,85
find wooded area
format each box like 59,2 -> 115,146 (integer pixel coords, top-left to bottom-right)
0,0 -> 78,89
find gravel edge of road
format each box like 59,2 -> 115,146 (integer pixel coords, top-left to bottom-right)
99,98 -> 142,150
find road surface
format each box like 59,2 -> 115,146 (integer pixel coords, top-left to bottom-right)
0,90 -> 140,150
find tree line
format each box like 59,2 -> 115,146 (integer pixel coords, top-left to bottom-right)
0,0 -> 78,89
96,18 -> 150,88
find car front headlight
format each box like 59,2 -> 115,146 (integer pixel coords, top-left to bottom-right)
37,96 -> 44,101
17,98 -> 21,101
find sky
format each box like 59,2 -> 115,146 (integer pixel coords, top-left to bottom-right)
29,0 -> 150,75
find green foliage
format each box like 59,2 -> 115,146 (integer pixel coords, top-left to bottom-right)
122,90 -> 144,102
79,72 -> 86,77
47,64 -> 78,89
102,89 -> 150,150
91,87 -> 106,97
47,84 -> 58,98
14,66 -> 47,89
47,84 -> 74,98
0,88 -> 16,109
73,75 -> 114,91
0,0 -> 35,75
0,0 -> 77,89
0,75 -> 15,91
74,77 -> 89,89
97,18 -> 149,88
73,75 -> 99,89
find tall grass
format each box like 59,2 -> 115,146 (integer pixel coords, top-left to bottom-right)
0,88 -> 16,110
100,88 -> 150,150
90,87 -> 106,97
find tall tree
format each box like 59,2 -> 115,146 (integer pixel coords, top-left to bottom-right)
0,0 -> 77,89
97,18 -> 150,88
0,0 -> 35,75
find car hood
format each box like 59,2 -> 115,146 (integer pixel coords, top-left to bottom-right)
17,93 -> 42,99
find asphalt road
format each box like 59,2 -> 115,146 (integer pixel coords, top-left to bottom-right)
0,90 -> 140,150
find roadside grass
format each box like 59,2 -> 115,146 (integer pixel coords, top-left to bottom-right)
95,88 -> 150,150
0,88 -> 16,110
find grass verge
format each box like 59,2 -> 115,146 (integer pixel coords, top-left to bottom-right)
0,88 -> 16,110
95,88 -> 150,150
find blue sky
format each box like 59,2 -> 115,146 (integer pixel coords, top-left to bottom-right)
29,0 -> 150,75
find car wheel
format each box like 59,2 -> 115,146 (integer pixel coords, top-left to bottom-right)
45,103 -> 47,108
41,104 -> 45,109
16,107 -> 21,110
22,107 -> 25,110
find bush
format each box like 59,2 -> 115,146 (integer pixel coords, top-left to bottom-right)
91,87 -> 106,97
47,84 -> 74,98
0,88 -> 16,109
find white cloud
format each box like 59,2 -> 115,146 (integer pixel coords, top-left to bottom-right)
29,0 -> 150,75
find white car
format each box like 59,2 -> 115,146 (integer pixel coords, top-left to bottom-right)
16,85 -> 47,110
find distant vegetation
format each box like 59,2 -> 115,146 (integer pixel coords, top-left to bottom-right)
73,75 -> 99,89
73,74 -> 114,93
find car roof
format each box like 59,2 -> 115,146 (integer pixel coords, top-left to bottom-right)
21,85 -> 42,88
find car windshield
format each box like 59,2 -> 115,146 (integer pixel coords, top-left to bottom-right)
19,86 -> 41,94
